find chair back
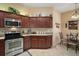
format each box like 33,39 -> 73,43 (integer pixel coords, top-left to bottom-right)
59,32 -> 63,39
66,33 -> 78,43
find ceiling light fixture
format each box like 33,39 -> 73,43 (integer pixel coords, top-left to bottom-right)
71,3 -> 79,20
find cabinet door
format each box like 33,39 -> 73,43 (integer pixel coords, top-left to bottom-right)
0,11 -> 5,28
37,17 -> 52,28
24,36 -> 31,51
46,36 -> 52,48
38,36 -> 52,48
38,36 -> 47,48
29,17 -> 52,28
21,17 -> 29,28
0,11 -> 14,28
29,17 -> 37,28
45,17 -> 52,28
31,36 -> 39,48
31,36 -> 52,49
0,40 -> 5,56
9,14 -> 22,22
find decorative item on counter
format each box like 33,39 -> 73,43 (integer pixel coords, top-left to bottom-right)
25,14 -> 29,17
40,14 -> 52,17
49,14 -> 52,17
39,14 -> 41,16
22,30 -> 25,34
27,28 -> 31,34
10,26 -> 17,32
8,7 -> 20,14
31,32 -> 36,34
41,13 -> 46,16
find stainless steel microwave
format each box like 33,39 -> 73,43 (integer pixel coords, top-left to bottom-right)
4,18 -> 21,27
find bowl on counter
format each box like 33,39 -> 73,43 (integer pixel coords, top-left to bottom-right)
31,32 -> 36,34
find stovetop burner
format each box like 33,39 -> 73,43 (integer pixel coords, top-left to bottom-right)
5,33 -> 23,40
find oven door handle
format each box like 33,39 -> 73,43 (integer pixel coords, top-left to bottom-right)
6,39 -> 15,42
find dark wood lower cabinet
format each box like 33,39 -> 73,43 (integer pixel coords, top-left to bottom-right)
0,40 -> 5,56
23,36 -> 31,51
23,35 -> 52,50
0,36 -> 52,56
31,36 -> 52,49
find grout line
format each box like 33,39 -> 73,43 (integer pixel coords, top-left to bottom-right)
27,50 -> 32,56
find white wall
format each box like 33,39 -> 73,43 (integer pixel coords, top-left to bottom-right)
53,8 -> 61,46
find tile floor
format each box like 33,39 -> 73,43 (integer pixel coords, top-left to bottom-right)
18,45 -> 79,56
18,51 -> 32,56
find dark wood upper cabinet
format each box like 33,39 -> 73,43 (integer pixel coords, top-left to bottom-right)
0,10 -> 53,28
21,17 -> 30,28
0,10 -> 21,28
37,17 -> 52,28
29,17 -> 37,28
0,11 -> 5,28
0,40 -> 5,56
29,17 -> 52,28
0,10 -> 28,28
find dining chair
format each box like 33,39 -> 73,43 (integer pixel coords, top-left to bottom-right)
59,32 -> 67,45
66,33 -> 79,54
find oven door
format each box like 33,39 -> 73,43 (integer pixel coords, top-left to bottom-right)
5,38 -> 23,54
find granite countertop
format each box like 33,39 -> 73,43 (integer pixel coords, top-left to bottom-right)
22,34 -> 53,36
0,34 -> 53,40
0,37 -> 5,40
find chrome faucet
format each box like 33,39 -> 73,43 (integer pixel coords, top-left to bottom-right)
27,28 -> 31,34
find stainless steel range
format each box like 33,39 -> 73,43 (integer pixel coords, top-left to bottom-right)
5,33 -> 23,56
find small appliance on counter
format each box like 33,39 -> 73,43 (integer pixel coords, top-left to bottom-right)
31,32 -> 36,34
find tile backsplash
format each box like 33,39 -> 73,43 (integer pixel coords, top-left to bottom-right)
0,28 -> 53,37
0,28 -> 5,37
21,28 -> 53,34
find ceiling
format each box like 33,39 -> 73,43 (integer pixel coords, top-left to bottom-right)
21,3 -> 79,13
